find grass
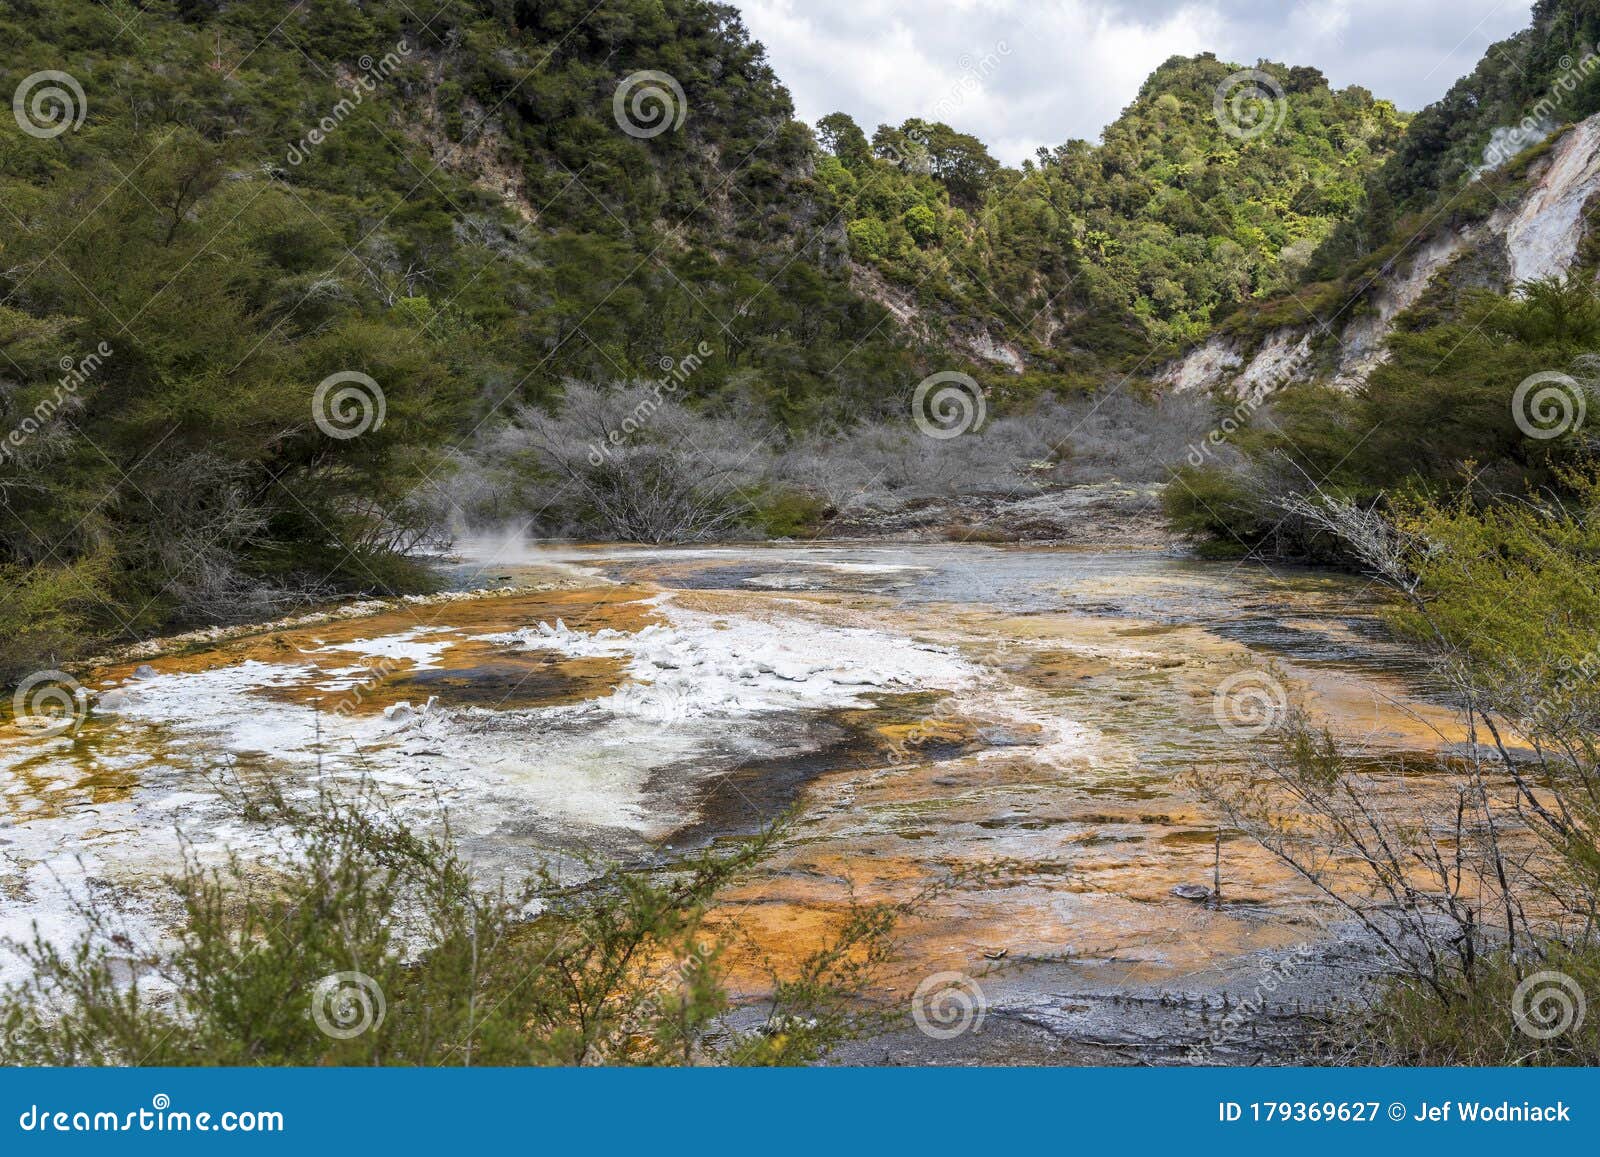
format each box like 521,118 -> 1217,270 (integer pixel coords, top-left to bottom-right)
1327,948 -> 1600,1066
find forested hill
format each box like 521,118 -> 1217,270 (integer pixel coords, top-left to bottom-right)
1163,0 -> 1600,559
823,53 -> 1403,368
0,0 -> 1399,675
1309,0 -> 1600,279
1,0 -> 920,675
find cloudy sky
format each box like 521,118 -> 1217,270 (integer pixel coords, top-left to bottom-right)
736,0 -> 1535,164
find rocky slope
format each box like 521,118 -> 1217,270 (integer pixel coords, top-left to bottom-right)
1159,108 -> 1600,399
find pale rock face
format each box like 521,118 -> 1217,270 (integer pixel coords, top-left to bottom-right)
1158,111 -> 1600,401
1234,328 -> 1315,401
1157,328 -> 1311,401
1158,335 -> 1242,393
966,329 -> 1027,373
1496,113 -> 1600,286
1332,227 -> 1476,388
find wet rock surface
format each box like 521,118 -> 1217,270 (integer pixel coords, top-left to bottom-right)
1,542 -> 1448,1062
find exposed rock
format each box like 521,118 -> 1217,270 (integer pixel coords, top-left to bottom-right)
1495,113 -> 1600,285
1332,226 -> 1476,387
382,696 -> 439,726
1159,336 -> 1243,393
849,261 -> 928,337
964,328 -> 1027,373
95,689 -> 133,713
1159,328 -> 1312,400
1158,111 -> 1600,401
848,262 -> 1028,372
1235,328 -> 1316,401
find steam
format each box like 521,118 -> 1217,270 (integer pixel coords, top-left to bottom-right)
1473,117 -> 1558,178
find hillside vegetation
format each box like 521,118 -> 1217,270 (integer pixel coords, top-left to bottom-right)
822,54 -> 1403,360
0,0 -> 920,676
0,0 -> 1409,675
1167,0 -> 1600,559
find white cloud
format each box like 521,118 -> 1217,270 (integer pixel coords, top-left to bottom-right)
736,0 -> 1535,163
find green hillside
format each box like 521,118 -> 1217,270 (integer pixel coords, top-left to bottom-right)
1167,0 -> 1600,560
0,0 -> 1403,674
823,53 -> 1404,359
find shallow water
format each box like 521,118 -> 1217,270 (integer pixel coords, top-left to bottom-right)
0,541 -> 1460,1060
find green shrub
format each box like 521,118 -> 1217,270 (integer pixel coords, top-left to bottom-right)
0,783 -> 903,1066
747,488 -> 830,538
1161,464 -> 1270,555
1336,947 -> 1600,1065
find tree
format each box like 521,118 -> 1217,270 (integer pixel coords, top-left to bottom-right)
816,111 -> 870,166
